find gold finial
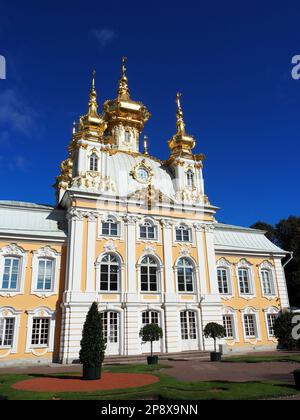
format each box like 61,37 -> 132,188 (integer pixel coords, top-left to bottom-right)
176,92 -> 186,135
88,69 -> 98,116
72,121 -> 76,135
143,135 -> 149,155
118,56 -> 130,100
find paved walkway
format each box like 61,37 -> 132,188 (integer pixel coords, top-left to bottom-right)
161,360 -> 297,384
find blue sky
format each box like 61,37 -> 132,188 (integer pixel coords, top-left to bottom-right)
0,0 -> 299,227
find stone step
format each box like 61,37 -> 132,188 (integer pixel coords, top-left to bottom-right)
104,351 -> 210,364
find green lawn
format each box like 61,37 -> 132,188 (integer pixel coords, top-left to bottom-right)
0,363 -> 299,400
223,355 -> 300,364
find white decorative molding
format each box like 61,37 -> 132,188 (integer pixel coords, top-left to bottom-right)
25,307 -> 56,354
180,246 -> 191,257
0,243 -> 27,297
240,306 -> 261,343
263,306 -> 280,341
216,257 -> 234,298
144,245 -> 156,255
104,240 -> 117,253
236,258 -> 256,299
0,306 -> 22,356
222,306 -> 240,344
30,246 -> 61,298
258,260 -> 277,299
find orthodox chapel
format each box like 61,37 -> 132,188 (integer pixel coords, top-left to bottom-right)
0,59 -> 289,363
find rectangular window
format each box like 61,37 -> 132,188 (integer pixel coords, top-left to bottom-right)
176,228 -> 190,242
102,222 -> 118,237
244,314 -> 257,338
31,318 -> 50,346
0,318 -> 15,347
218,269 -> 230,294
238,269 -> 251,294
1,258 -> 20,290
261,270 -> 274,295
140,225 -> 155,240
223,315 -> 234,339
267,314 -> 277,337
37,259 -> 53,291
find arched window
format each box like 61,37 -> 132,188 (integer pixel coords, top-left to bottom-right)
102,217 -> 119,237
1,257 -> 20,290
89,153 -> 98,172
186,170 -> 194,187
36,259 -> 54,291
140,220 -> 156,240
177,257 -> 195,292
140,256 -> 159,292
124,130 -> 131,143
100,254 -> 120,292
175,225 -> 191,242
261,269 -> 274,296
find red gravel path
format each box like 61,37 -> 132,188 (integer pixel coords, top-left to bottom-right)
12,373 -> 159,393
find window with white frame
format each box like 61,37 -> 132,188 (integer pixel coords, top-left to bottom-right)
267,313 -> 277,337
102,217 -> 119,237
175,225 -> 191,242
223,315 -> 234,339
1,257 -> 20,290
125,130 -> 131,143
177,257 -> 195,292
186,169 -> 194,187
140,220 -> 156,240
244,314 -> 257,338
218,268 -> 230,294
100,254 -> 120,292
238,268 -> 252,295
89,153 -> 98,172
140,256 -> 159,292
31,317 -> 50,346
0,317 -> 15,347
142,311 -> 159,326
261,269 -> 275,295
36,259 -> 54,291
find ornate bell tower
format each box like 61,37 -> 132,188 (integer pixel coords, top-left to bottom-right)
166,93 -> 208,205
102,57 -> 150,153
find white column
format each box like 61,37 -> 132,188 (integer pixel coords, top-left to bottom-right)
86,212 -> 97,292
194,223 -> 208,295
124,215 -> 137,301
203,224 -> 219,295
77,143 -> 87,175
67,210 -> 84,292
161,219 -> 176,302
274,257 -> 290,309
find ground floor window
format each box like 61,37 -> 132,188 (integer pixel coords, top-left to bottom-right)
142,311 -> 159,327
31,318 -> 50,346
244,314 -> 257,338
267,314 -> 277,337
0,318 -> 15,347
102,311 -> 118,344
223,315 -> 234,339
180,311 -> 197,340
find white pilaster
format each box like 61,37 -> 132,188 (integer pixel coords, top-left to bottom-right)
274,257 -> 290,309
67,210 -> 84,292
86,212 -> 97,292
124,216 -> 137,300
194,223 -> 208,295
161,219 -> 175,301
203,224 -> 219,295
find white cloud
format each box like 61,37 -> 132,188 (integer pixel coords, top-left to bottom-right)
0,89 -> 36,137
91,28 -> 116,48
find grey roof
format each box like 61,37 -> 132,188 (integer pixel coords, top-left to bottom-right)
0,201 -> 67,240
214,223 -> 286,255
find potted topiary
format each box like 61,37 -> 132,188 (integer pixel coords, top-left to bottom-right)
139,323 -> 163,365
294,370 -> 300,390
79,302 -> 106,380
204,322 -> 225,362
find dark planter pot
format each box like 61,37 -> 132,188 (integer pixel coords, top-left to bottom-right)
210,352 -> 222,362
293,370 -> 300,390
147,356 -> 159,365
82,365 -> 101,380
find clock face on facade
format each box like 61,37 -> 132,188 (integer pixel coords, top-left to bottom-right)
137,167 -> 149,183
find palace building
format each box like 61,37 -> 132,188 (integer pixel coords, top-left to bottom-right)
0,59 -> 290,364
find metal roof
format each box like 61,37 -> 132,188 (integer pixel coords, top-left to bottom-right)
0,201 -> 67,239
214,223 -> 285,255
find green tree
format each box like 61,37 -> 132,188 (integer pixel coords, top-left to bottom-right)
139,323 -> 163,358
273,312 -> 300,350
251,216 -> 300,308
204,322 -> 225,353
79,302 -> 106,367
250,221 -> 276,242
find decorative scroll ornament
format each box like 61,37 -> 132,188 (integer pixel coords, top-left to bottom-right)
71,173 -> 116,192
104,240 -> 117,253
180,246 -> 191,257
144,245 -> 156,254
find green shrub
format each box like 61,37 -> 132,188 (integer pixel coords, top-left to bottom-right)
274,312 -> 300,350
79,302 -> 106,367
204,322 -> 226,353
139,323 -> 163,357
